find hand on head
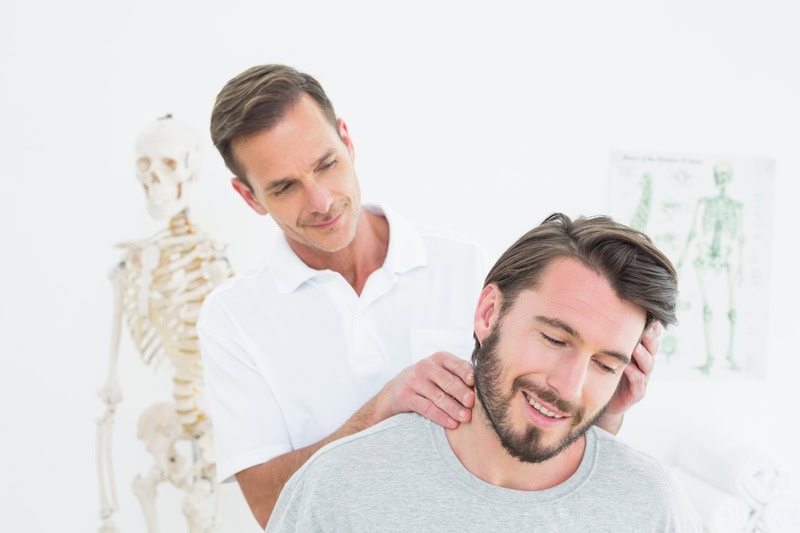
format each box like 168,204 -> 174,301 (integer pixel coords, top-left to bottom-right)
601,321 -> 661,426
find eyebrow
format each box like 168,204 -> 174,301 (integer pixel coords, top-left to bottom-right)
262,150 -> 337,193
535,315 -> 632,365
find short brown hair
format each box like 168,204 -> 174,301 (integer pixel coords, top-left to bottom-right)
484,212 -> 678,330
209,64 -> 338,189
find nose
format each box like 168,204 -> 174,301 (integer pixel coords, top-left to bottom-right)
305,180 -> 334,214
545,354 -> 588,403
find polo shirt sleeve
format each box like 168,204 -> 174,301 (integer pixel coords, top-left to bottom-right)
197,302 -> 293,483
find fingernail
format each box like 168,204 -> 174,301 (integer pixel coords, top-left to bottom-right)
459,409 -> 467,421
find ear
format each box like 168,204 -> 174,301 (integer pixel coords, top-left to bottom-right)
337,118 -> 355,160
474,284 -> 501,344
231,177 -> 268,216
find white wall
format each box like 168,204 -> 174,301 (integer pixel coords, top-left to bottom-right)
2,1 -> 798,531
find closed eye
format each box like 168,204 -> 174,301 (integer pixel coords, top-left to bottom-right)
272,182 -> 295,196
594,360 -> 618,375
319,158 -> 337,171
541,333 -> 566,347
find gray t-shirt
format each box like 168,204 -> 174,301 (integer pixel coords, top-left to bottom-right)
267,413 -> 701,532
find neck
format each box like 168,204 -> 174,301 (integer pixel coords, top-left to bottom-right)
168,209 -> 192,232
445,398 -> 586,491
289,209 -> 389,295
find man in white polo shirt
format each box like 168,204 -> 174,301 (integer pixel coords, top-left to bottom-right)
197,64 -> 662,529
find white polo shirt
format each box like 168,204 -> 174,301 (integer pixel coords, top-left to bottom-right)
197,206 -> 487,482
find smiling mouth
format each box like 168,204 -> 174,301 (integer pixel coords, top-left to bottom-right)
308,212 -> 341,229
523,392 -> 565,419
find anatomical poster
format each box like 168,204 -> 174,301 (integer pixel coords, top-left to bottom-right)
607,151 -> 775,379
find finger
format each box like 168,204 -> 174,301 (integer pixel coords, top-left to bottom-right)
622,360 -> 648,399
412,372 -> 473,422
639,322 -> 662,357
631,342 -> 656,377
431,351 -> 475,388
425,353 -> 475,407
407,391 -> 463,428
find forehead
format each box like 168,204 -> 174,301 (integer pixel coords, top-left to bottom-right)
511,257 -> 646,351
231,95 -> 340,182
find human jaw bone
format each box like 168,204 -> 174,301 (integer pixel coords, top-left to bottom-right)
135,115 -> 202,220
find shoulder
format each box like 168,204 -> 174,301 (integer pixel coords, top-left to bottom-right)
422,229 -> 487,263
592,427 -> 673,478
417,221 -> 485,256
417,224 -> 489,278
590,427 -> 700,531
197,261 -> 274,327
269,414 -> 429,527
377,203 -> 487,259
591,427 -> 692,501
311,413 -> 426,465
288,414 -> 428,486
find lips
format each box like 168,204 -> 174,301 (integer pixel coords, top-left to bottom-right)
523,391 -> 566,419
306,211 -> 342,230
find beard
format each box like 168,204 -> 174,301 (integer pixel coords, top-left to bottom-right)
472,321 -> 608,464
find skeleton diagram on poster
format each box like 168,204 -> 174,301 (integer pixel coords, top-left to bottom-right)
608,152 -> 775,379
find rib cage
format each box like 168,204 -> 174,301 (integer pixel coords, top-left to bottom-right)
117,211 -> 231,433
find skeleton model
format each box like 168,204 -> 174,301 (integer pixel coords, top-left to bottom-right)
96,115 -> 233,532
678,161 -> 745,374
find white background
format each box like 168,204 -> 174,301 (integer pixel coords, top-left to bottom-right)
1,1 -> 798,531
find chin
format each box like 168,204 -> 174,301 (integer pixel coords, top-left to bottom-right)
322,226 -> 358,252
304,233 -> 356,253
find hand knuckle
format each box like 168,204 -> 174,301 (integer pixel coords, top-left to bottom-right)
415,398 -> 433,416
439,372 -> 457,393
431,388 -> 448,407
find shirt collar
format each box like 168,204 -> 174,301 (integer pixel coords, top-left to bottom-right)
266,204 -> 427,294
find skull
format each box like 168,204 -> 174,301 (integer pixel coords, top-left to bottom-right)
713,161 -> 733,189
135,114 -> 202,220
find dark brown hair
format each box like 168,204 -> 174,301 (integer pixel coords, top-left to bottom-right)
484,212 -> 678,330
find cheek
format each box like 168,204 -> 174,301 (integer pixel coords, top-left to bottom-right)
264,197 -> 300,220
585,375 -> 621,407
505,339 -> 555,377
339,164 -> 359,189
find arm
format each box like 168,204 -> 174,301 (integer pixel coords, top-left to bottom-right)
96,261 -> 126,529
595,321 -> 661,435
242,351 -> 475,528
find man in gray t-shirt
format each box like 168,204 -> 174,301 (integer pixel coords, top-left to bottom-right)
267,214 -> 702,532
